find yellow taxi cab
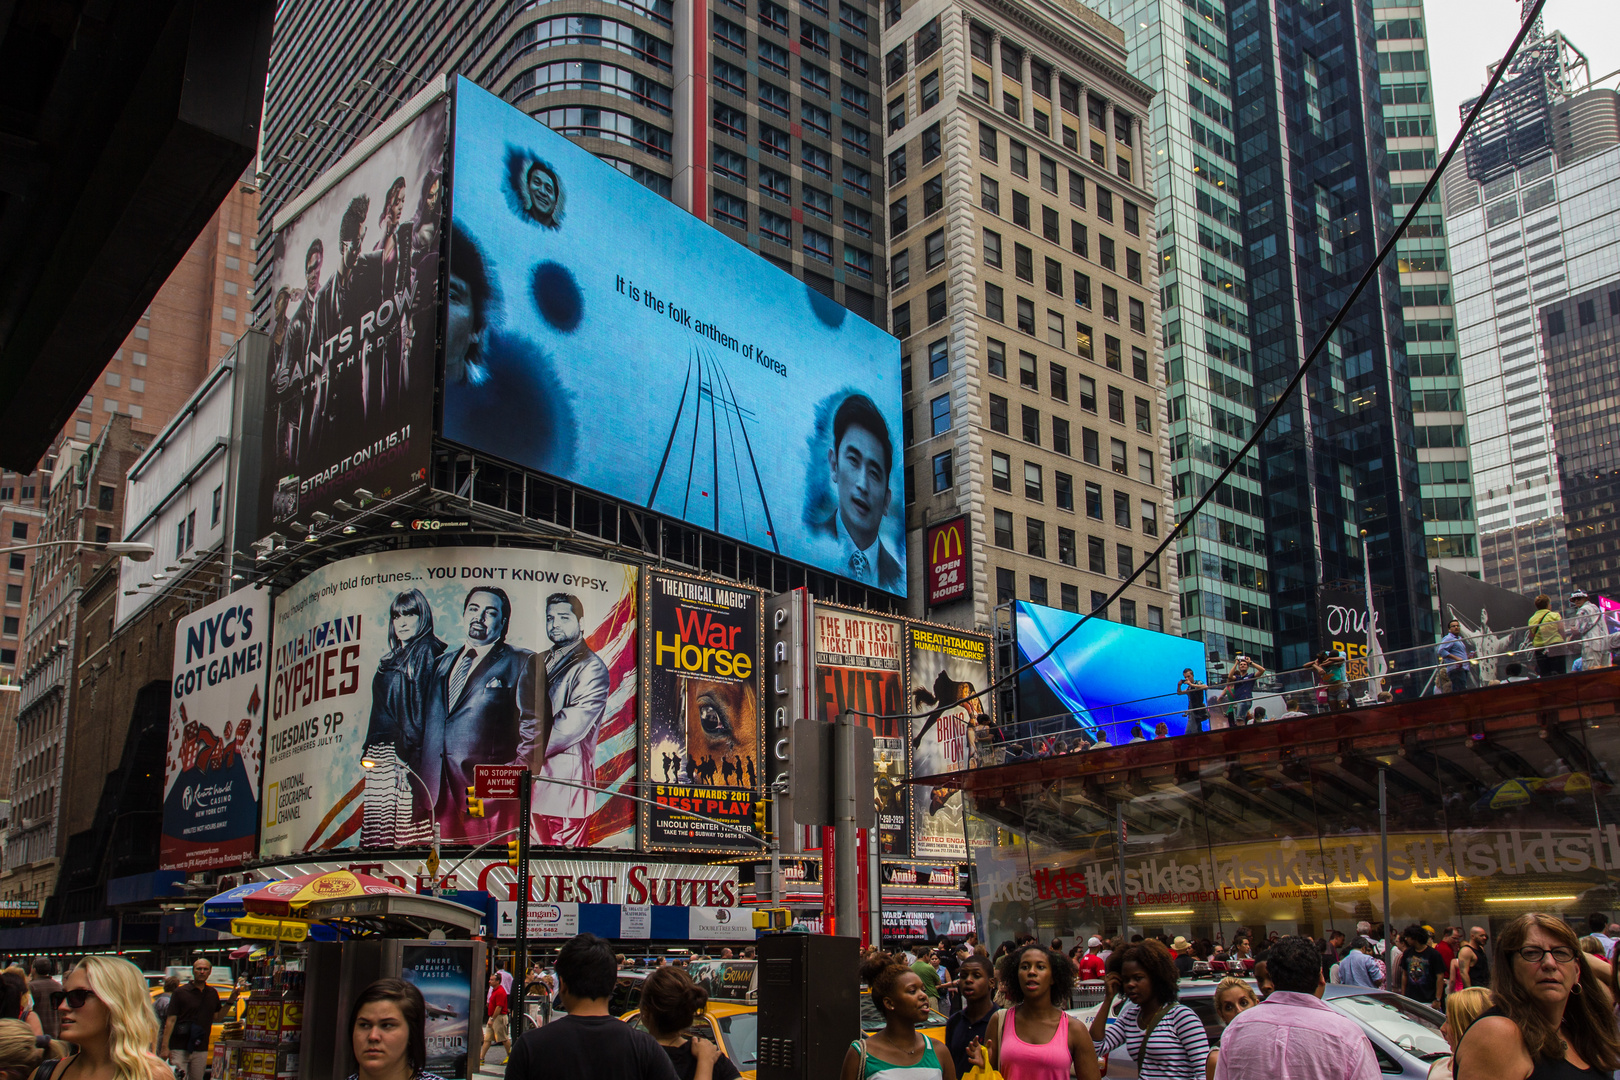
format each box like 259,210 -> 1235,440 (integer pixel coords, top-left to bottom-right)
150,981 -> 248,1061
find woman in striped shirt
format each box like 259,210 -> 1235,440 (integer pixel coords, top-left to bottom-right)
1088,941 -> 1210,1080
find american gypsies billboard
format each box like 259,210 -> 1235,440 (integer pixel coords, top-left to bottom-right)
905,624 -> 990,860
257,95 -> 448,543
642,570 -> 764,853
260,547 -> 637,857
1014,601 -> 1205,743
162,589 -> 271,870
813,603 -> 908,854
441,78 -> 906,595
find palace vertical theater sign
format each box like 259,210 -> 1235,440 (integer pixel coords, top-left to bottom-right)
926,517 -> 969,607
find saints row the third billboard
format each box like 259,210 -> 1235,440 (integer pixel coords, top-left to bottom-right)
641,570 -> 763,853
442,78 -> 906,595
261,547 -> 638,856
163,589 -> 271,870
906,625 -> 990,860
256,93 -> 448,544
813,603 -> 908,854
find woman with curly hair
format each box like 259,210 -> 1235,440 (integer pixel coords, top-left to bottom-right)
40,956 -> 171,1080
1456,912 -> 1620,1080
1088,940 -> 1207,1080
840,961 -> 955,1080
967,945 -> 1099,1080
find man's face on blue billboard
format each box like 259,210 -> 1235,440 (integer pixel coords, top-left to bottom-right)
464,590 -> 507,644
829,422 -> 891,550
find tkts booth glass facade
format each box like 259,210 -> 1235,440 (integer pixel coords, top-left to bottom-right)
954,669 -> 1620,950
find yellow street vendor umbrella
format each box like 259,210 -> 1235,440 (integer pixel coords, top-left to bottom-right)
242,870 -> 411,917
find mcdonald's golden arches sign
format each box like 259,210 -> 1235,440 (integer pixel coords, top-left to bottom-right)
925,516 -> 970,606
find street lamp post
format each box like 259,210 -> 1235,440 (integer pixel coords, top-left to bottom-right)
360,756 -> 441,891
1,539 -> 155,561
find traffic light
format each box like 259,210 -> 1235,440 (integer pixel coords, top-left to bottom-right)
506,837 -> 521,869
751,907 -> 792,931
752,796 -> 772,838
466,787 -> 486,818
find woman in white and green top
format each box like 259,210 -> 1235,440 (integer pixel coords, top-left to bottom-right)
839,960 -> 959,1080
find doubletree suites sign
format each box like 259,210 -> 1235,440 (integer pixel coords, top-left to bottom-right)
0,900 -> 40,919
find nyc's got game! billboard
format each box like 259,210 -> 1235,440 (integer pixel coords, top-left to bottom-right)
442,78 -> 906,595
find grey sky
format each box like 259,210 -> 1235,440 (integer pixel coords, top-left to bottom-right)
1425,0 -> 1620,145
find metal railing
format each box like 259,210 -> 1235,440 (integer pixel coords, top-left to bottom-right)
965,613 -> 1620,768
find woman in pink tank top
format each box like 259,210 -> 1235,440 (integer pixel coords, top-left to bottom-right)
967,945 -> 1101,1080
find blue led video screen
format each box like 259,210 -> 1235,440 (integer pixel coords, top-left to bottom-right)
442,78 -> 906,595
1014,601 -> 1207,743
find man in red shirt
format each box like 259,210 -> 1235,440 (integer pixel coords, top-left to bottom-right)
481,969 -> 512,1066
1434,926 -> 1460,997
1077,936 -> 1107,981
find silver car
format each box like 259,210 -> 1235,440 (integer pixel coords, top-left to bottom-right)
1070,980 -> 1449,1079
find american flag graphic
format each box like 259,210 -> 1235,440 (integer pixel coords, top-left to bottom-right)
579,585 -> 638,847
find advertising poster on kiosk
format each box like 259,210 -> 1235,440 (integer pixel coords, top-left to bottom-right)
1317,585 -> 1388,681
905,624 -> 990,860
255,93 -> 448,545
813,604 -> 908,854
642,571 -> 764,853
260,547 -> 638,857
441,77 -> 906,596
399,945 -> 473,1078
162,589 -> 271,870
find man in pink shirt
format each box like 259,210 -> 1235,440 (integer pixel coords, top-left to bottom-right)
1213,936 -> 1379,1080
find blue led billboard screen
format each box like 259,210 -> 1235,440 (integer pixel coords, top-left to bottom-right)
1014,601 -> 1207,742
443,79 -> 905,595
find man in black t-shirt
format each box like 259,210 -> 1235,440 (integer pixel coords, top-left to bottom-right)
507,933 -> 677,1080
1397,925 -> 1445,1009
160,959 -> 243,1080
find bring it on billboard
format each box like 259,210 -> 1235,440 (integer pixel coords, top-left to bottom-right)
257,92 -> 449,544
440,78 -> 906,596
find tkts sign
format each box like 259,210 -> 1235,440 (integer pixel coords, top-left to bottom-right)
926,517 -> 969,607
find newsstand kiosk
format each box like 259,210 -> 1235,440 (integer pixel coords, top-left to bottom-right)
211,893 -> 487,1080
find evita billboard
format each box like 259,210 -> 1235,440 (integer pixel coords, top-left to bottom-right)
440,78 -> 906,596
260,548 -> 639,856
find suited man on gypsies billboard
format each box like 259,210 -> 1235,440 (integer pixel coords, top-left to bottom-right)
408,586 -> 546,842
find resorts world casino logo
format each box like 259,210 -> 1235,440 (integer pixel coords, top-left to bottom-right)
926,517 -> 969,606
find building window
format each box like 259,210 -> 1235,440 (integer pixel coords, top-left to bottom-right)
1056,472 -> 1074,511
1050,363 -> 1069,402
1057,527 -> 1077,567
1108,387 -> 1125,424
1074,272 -> 1091,309
1088,535 -> 1106,573
1061,584 -> 1080,612
923,174 -> 943,215
1082,427 -> 1099,466
920,70 -> 940,109
1138,447 -> 1155,483
925,228 -> 946,270
1047,311 -> 1065,348
1029,575 -> 1048,606
1132,347 -> 1150,382
981,176 -> 1000,214
996,567 -> 1015,604
1114,491 -> 1131,528
1027,518 -> 1046,558
927,338 -> 949,380
890,195 -> 908,233
989,395 -> 1009,434
891,250 -> 911,288
1116,544 -> 1133,579
1119,598 -> 1137,627
1015,244 -> 1033,283
1129,297 -> 1146,333
1012,192 -> 1030,228
1021,405 -> 1040,445
1077,375 -> 1096,412
886,43 -> 907,83
1017,297 -> 1035,334
803,228 -> 833,261
713,191 -> 748,227
843,245 -> 873,279
983,229 -> 1002,268
927,284 -> 947,323
979,122 -> 998,161
892,301 -> 911,337
994,509 -> 1014,548
97,485 -> 115,512
1084,483 -> 1103,521
1019,351 -> 1038,390
1141,500 -> 1158,536
762,210 -> 792,246
1135,396 -> 1153,433
992,452 -> 1012,491
1052,417 -> 1070,456
921,122 -> 942,163
931,394 -> 952,436
1024,462 -> 1044,501
1147,605 -> 1164,632
1110,437 -> 1128,474
985,283 -> 1004,322
1105,335 -> 1122,371
932,451 -> 953,492
987,339 -> 1006,378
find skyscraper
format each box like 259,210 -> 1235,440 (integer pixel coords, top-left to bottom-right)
258,0 -> 885,323
1443,29 -> 1615,599
1084,0 -> 1434,664
1372,5 -> 1479,585
883,0 -> 1176,636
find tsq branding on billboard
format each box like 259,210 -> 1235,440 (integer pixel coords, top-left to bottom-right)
441,78 -> 906,595
163,589 -> 271,870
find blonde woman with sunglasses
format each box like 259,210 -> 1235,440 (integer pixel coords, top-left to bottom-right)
37,957 -> 170,1080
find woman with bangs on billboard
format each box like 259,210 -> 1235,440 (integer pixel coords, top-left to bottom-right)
362,589 -> 447,846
